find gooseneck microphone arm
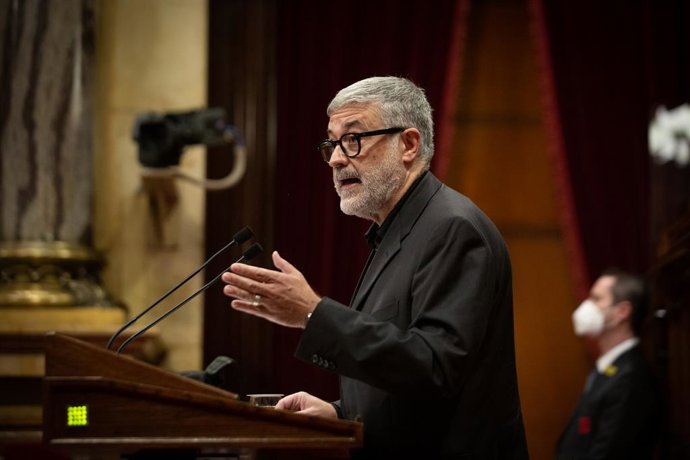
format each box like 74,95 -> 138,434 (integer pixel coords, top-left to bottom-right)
116,242 -> 263,354
106,226 -> 254,350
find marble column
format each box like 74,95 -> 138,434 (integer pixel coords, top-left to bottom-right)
0,0 -> 116,309
2,0 -> 94,243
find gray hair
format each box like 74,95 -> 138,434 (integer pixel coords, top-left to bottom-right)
327,76 -> 435,168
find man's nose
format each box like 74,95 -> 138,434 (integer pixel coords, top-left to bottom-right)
328,145 -> 349,168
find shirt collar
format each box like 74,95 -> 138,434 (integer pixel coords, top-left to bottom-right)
365,171 -> 428,249
596,337 -> 639,373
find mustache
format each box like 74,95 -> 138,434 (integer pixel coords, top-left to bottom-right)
334,168 -> 360,182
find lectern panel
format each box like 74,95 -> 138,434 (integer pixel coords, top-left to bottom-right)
42,334 -> 362,455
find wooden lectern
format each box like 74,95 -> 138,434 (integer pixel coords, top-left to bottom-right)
43,333 -> 362,459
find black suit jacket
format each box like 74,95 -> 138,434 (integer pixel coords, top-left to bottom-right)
296,173 -> 529,459
555,345 -> 660,460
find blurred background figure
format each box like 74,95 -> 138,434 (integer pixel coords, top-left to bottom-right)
556,269 -> 661,460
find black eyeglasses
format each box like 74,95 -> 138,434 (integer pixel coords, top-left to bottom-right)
317,127 -> 407,162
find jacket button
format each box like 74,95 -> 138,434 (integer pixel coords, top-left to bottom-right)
312,354 -> 319,364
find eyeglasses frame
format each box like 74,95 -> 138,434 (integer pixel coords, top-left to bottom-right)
317,127 -> 407,163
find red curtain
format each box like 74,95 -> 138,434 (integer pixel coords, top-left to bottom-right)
272,0 -> 469,398
530,0 -> 690,297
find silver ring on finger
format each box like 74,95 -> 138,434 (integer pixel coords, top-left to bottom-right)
251,293 -> 262,307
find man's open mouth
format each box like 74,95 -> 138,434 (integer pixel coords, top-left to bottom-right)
340,178 -> 361,187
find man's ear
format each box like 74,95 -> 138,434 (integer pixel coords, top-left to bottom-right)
615,300 -> 633,323
400,128 -> 421,164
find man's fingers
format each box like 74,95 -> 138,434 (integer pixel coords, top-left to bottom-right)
223,284 -> 252,301
223,272 -> 270,298
275,392 -> 306,411
272,250 -> 296,274
230,299 -> 274,321
229,262 -> 278,283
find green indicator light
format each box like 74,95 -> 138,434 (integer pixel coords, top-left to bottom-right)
66,405 -> 89,427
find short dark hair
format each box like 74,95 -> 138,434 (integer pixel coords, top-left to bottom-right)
601,268 -> 649,335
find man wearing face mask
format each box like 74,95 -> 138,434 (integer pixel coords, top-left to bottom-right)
556,268 -> 661,460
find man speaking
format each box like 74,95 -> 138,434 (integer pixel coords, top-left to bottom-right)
221,76 -> 529,459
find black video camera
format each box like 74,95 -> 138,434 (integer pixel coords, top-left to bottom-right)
133,108 -> 230,168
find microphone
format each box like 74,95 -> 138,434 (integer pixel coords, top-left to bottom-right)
116,242 -> 263,354
106,226 -> 254,350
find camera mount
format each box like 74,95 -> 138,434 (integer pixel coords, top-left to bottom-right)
132,108 -> 247,190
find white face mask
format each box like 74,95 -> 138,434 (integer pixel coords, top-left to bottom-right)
572,299 -> 605,337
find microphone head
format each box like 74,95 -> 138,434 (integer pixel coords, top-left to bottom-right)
243,242 -> 263,261
233,226 -> 254,245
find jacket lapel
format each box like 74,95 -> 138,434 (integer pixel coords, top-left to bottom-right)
351,236 -> 401,311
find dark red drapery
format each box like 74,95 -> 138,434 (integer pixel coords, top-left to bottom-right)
530,0 -> 690,297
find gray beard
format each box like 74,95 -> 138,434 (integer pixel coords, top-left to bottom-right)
337,146 -> 406,221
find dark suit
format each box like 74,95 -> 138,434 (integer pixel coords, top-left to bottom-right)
555,345 -> 660,460
296,173 -> 529,459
